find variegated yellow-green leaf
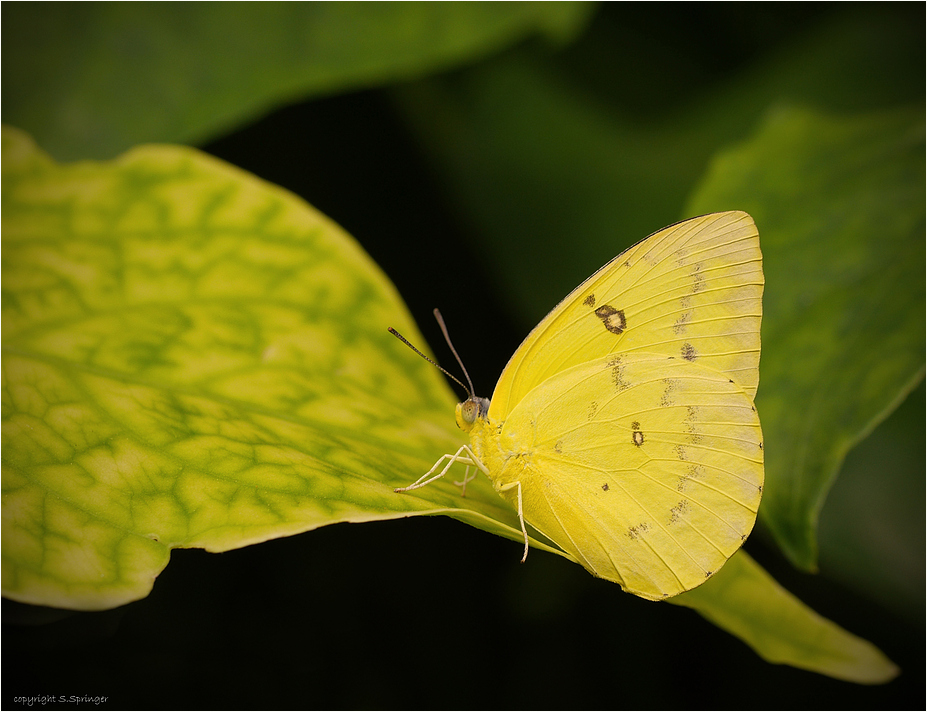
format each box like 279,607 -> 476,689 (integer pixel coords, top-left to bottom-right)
1,126 -> 898,684
1,124 -> 546,610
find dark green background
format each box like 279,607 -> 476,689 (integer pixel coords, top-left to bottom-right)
4,3 -> 923,708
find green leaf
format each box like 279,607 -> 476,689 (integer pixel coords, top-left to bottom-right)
671,551 -> 899,684
1,124 -> 552,610
685,106 -> 925,570
1,2 -> 594,161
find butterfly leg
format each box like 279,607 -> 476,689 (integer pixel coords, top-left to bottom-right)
497,480 -> 529,562
453,466 -> 477,497
394,445 -> 477,493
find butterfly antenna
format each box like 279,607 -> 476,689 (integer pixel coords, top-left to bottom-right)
388,324 -> 471,397
432,308 -> 477,398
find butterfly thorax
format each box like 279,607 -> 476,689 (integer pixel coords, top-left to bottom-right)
456,395 -> 507,478
456,396 -> 529,503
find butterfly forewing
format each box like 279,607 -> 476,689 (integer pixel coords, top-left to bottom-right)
483,353 -> 764,599
488,212 -> 763,420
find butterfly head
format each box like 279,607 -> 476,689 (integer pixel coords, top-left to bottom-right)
455,396 -> 490,432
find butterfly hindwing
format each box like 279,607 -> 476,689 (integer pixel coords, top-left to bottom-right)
488,212 -> 763,420
483,352 -> 764,600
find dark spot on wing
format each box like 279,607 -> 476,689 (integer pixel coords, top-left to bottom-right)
588,401 -> 598,420
692,271 -> 705,292
627,522 -> 650,540
607,356 -> 630,391
583,294 -> 596,307
681,343 -> 697,361
594,304 -> 626,335
673,311 -> 692,335
677,463 -> 706,491
684,406 -> 702,443
631,422 -> 644,447
668,500 -> 689,524
554,440 -> 563,454
661,379 -> 679,406
602,483 -> 609,491
674,444 -> 687,461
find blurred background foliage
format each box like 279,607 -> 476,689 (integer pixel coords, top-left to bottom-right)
3,2 -> 923,708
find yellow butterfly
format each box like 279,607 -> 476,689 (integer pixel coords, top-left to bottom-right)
394,211 -> 764,600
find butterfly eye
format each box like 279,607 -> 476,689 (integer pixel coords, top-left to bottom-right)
461,399 -> 479,424
456,397 -> 489,429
